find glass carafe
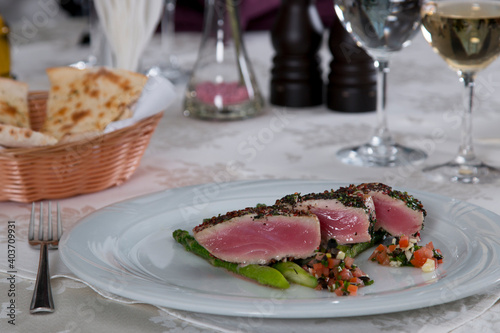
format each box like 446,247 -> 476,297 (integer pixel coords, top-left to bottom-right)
183,0 -> 264,120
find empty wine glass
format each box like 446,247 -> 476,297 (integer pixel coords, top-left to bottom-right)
145,0 -> 190,84
69,0 -> 113,69
420,0 -> 500,183
334,0 -> 427,166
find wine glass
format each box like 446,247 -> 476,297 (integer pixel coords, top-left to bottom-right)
144,0 -> 190,84
69,0 -> 113,69
334,0 -> 427,166
420,0 -> 500,183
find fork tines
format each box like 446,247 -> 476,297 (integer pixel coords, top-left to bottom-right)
29,202 -> 62,247
29,201 -> 62,314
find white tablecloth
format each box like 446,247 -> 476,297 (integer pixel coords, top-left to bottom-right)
1,15 -> 500,333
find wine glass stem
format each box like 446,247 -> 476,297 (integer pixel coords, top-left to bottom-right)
371,60 -> 393,146
458,72 -> 477,163
161,0 -> 178,64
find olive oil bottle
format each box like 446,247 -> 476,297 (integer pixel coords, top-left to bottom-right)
0,15 -> 11,78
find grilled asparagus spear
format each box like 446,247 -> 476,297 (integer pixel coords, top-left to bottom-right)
272,261 -> 318,288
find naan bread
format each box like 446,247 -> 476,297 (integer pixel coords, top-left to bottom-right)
43,67 -> 147,140
0,77 -> 29,128
58,130 -> 102,144
0,123 -> 57,148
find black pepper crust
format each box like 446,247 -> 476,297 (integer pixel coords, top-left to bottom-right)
193,204 -> 314,233
275,188 -> 368,210
193,183 -> 425,235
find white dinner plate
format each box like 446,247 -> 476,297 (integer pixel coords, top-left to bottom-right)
60,179 -> 500,318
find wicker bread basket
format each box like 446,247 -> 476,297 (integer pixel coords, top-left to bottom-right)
0,91 -> 163,202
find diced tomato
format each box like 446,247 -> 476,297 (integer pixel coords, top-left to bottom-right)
376,251 -> 390,266
388,244 -> 397,252
352,267 -> 364,278
331,267 -> 339,279
421,247 -> 434,259
399,235 -> 409,248
339,268 -> 353,281
347,284 -> 358,295
410,258 -> 423,267
313,263 -> 324,272
369,244 -> 387,261
312,263 -> 331,277
425,241 -> 434,250
349,277 -> 362,285
411,246 -> 434,267
328,258 -> 341,268
344,257 -> 355,269
334,288 -> 344,296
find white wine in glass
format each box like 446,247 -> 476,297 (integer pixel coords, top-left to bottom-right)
334,0 -> 427,167
421,0 -> 500,183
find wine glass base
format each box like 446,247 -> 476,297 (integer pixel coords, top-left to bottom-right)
145,65 -> 190,85
69,60 -> 94,70
422,161 -> 500,184
336,143 -> 427,167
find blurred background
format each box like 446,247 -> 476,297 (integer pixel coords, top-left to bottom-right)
0,0 -> 336,32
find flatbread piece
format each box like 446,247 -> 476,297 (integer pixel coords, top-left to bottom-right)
0,123 -> 57,148
43,67 -> 147,140
0,77 -> 29,128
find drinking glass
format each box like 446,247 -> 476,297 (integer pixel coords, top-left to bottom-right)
334,0 -> 427,166
145,0 -> 190,84
69,0 -> 113,69
420,0 -> 500,183
183,0 -> 264,120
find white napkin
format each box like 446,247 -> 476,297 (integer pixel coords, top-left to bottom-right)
104,74 -> 176,133
93,0 -> 164,72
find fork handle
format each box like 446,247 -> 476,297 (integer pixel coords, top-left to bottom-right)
30,243 -> 55,313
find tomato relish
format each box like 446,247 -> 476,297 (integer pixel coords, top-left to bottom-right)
301,252 -> 373,296
368,235 -> 443,272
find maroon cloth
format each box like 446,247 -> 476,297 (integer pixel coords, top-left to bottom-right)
175,0 -> 336,32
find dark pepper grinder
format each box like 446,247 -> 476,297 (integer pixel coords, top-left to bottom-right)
270,0 -> 323,107
327,14 -> 376,112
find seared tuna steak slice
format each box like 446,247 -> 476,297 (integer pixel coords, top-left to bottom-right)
193,205 -> 321,265
277,188 -> 376,245
353,183 -> 426,237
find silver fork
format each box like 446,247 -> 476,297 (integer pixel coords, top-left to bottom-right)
28,202 -> 62,314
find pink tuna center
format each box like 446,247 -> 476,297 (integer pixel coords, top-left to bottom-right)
373,199 -> 421,236
199,218 -> 320,264
310,208 -> 371,244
